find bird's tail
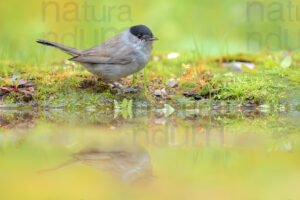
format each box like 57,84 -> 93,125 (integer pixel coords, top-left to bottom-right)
37,160 -> 81,174
36,39 -> 83,56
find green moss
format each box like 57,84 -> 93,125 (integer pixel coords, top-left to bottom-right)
212,70 -> 287,104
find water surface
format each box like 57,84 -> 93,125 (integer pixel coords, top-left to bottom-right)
0,103 -> 300,200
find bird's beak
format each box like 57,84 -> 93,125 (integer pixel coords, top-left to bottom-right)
148,37 -> 159,41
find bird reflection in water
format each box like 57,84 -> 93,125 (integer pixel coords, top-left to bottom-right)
39,144 -> 154,185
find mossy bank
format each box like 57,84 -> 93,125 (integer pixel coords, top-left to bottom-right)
0,51 -> 299,110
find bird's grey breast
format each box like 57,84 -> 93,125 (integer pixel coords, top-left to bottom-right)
133,43 -> 152,69
121,31 -> 152,67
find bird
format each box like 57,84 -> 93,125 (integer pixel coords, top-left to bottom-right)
37,25 -> 158,91
38,143 -> 154,185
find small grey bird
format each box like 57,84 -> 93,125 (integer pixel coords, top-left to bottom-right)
37,25 -> 158,83
39,144 -> 154,185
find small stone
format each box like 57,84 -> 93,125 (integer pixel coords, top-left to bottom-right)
125,87 -> 138,94
243,102 -> 256,107
167,52 -> 180,59
183,92 -> 193,98
154,89 -> 166,97
210,101 -> 217,106
23,94 -> 33,102
154,90 -> 162,97
49,94 -> 56,100
193,94 -> 202,101
166,78 -> 177,88
224,62 -> 255,72
220,101 -> 227,106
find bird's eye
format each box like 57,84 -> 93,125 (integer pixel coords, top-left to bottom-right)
141,35 -> 149,40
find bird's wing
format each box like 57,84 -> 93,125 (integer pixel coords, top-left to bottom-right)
70,34 -> 133,65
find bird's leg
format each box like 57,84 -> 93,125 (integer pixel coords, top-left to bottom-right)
108,81 -> 139,94
125,87 -> 138,94
94,76 -> 98,83
121,79 -> 137,93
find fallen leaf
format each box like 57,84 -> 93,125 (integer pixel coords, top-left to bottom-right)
17,79 -> 27,87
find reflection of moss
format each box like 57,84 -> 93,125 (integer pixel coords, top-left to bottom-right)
296,104 -> 300,112
288,70 -> 300,86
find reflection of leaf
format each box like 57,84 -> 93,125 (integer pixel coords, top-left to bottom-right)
114,100 -> 120,119
281,56 -> 292,68
268,141 -> 293,152
241,64 -> 258,74
128,100 -> 133,111
114,99 -> 133,119
122,99 -> 128,110
282,141 -> 292,152
164,104 -> 175,117
114,100 -> 119,109
122,110 -> 127,119
128,100 -> 133,119
114,110 -> 119,119
122,99 -> 128,119
122,109 -> 127,119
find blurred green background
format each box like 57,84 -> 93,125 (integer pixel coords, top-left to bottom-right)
0,0 -> 299,64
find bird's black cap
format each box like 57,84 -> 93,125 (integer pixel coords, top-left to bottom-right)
130,25 -> 153,39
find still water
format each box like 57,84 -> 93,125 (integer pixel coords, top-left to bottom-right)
0,103 -> 299,200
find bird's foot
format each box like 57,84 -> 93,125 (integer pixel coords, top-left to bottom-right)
109,82 -> 139,95
109,82 -> 124,95
125,87 -> 139,94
